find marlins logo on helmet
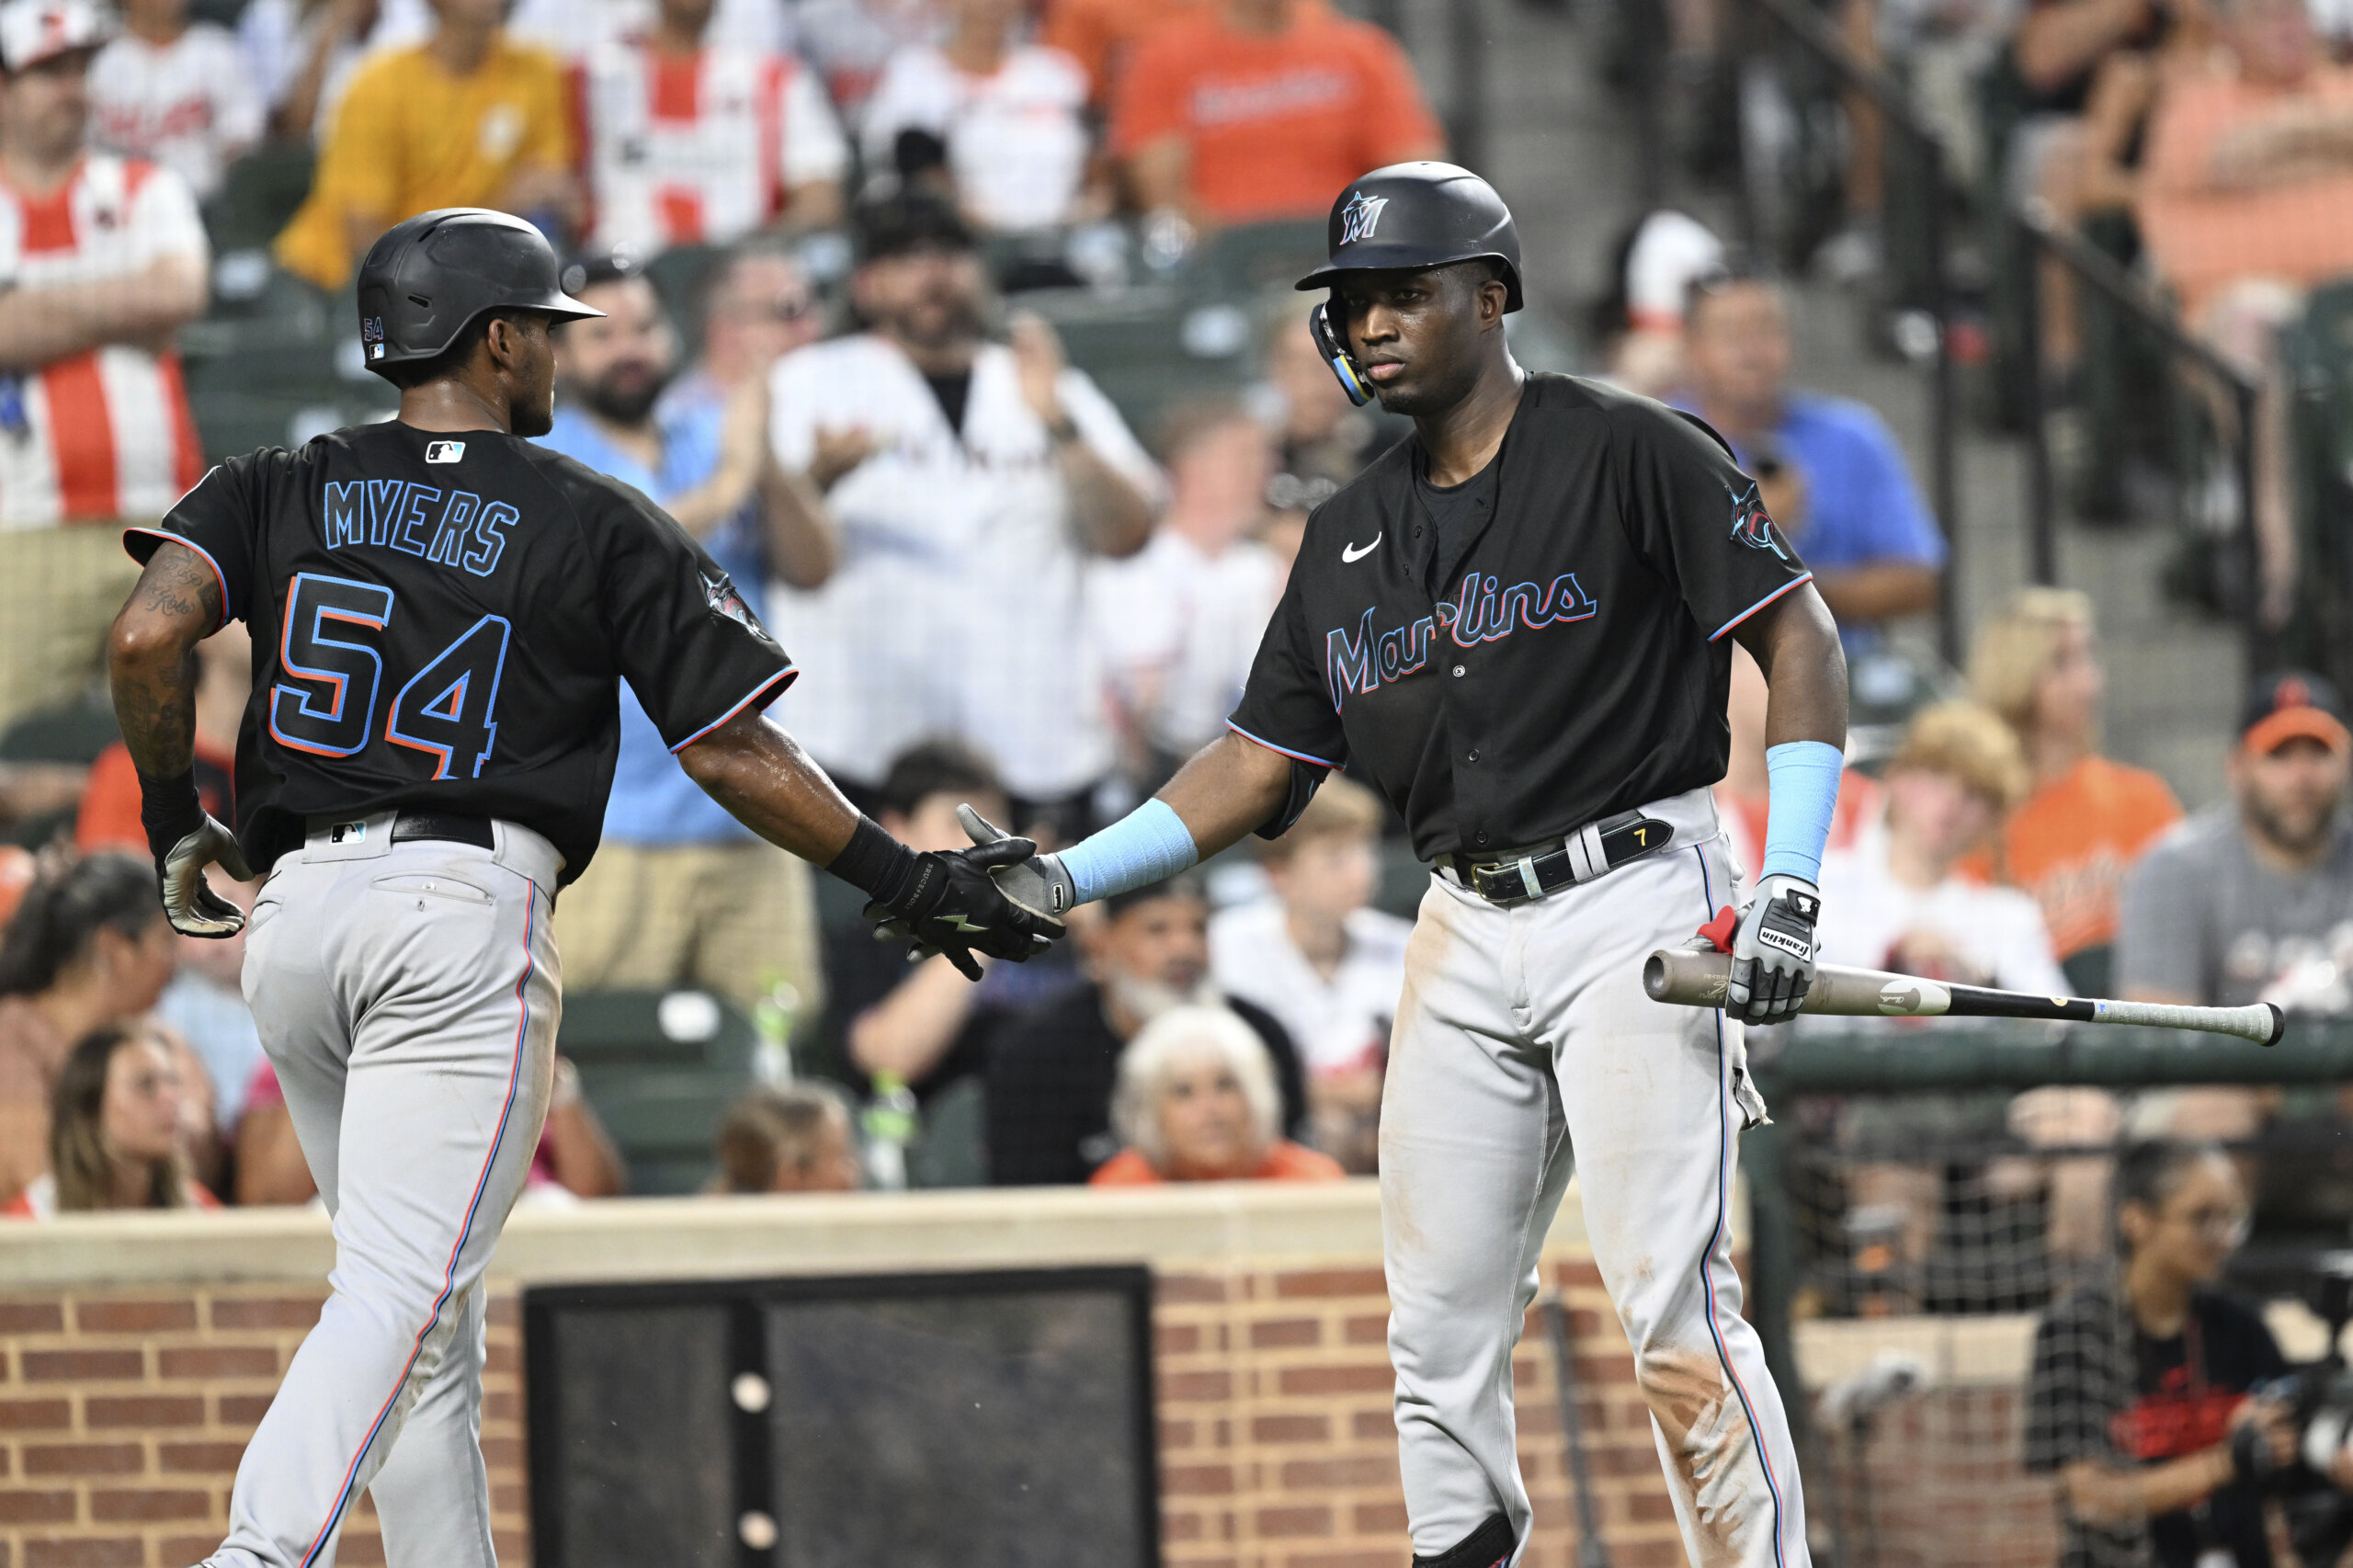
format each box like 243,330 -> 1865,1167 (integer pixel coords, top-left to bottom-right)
1337,192 -> 1389,245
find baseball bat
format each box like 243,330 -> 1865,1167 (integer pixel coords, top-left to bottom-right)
1642,947 -> 2287,1046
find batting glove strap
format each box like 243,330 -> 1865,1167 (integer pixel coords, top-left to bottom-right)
138,768 -> 255,939
828,814 -> 926,907
136,767 -> 207,864
1726,873 -> 1821,1027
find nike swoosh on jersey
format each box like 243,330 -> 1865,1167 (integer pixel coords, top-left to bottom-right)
1342,535 -> 1381,563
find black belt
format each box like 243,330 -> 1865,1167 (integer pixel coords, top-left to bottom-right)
390,812 -> 494,849
1445,810 -> 1673,905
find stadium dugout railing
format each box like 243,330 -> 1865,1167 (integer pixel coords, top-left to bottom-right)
1744,1015 -> 2353,1566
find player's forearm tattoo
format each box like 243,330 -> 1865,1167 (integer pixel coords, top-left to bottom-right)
109,544 -> 219,779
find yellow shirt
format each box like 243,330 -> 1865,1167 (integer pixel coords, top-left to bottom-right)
276,37 -> 573,290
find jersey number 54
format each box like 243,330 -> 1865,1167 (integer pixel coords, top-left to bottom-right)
269,571 -> 512,780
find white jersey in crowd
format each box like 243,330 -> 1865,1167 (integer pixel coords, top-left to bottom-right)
576,40 -> 848,254
0,156 -> 208,529
367,0 -> 790,59
1813,805 -> 2069,996
88,22 -> 264,200
859,43 -> 1090,232
1088,526 -> 1284,758
1210,899 -> 1412,1076
767,334 -> 1163,796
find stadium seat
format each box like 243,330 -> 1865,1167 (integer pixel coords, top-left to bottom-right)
1024,282 -> 1254,438
2279,278 -> 2353,693
1188,219 -> 1328,300
181,269 -> 393,459
201,144 -> 317,255
558,988 -> 761,1197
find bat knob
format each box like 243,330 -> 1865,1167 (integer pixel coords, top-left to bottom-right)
2263,1002 -> 2287,1048
1643,953 -> 1668,1001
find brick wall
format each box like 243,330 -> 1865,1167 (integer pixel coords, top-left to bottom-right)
2,1260 -> 1674,1568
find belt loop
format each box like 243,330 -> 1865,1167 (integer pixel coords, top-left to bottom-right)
1563,828 -> 1597,884
1574,821 -> 1608,883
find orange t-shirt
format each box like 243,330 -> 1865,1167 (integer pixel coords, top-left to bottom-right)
74,738 -> 236,858
1042,0 -> 1200,104
1089,1140 -> 1347,1185
1713,767 -> 1882,891
1955,755 -> 2181,960
1108,6 -> 1441,223
2137,64 -> 2353,323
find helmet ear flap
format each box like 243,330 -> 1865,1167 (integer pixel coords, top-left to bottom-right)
1309,299 -> 1374,408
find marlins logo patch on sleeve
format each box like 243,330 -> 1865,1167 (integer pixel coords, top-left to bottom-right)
704,572 -> 779,647
1727,482 -> 1794,566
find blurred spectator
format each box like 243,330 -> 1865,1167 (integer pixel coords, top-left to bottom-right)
673,243 -> 824,412
2009,0 -> 2173,128
1109,0 -> 1442,233
239,0 -> 379,142
861,0 -> 1093,234
2025,1140 -> 2313,1568
2137,0 -> 2353,623
787,0 -> 938,121
574,0 -> 847,256
505,0 -> 791,60
1713,641 -> 1880,887
274,0 -> 579,290
88,0 -> 261,202
153,867 -> 263,1131
809,740 -> 1075,1111
711,1081 -> 864,1193
985,874 -> 1308,1185
1961,588 -> 2182,994
1256,299 -> 1383,570
235,1054 -> 624,1204
0,855 -> 211,1208
536,253 -> 835,1014
1040,0 -> 1183,107
0,0 -> 208,531
2120,672 -> 2353,1013
1815,701 -> 2064,991
1591,209 -> 1726,400
76,619 -> 246,857
767,192 -> 1159,837
1089,401 -> 1282,783
1207,775 -> 1404,1175
1677,263 -> 1945,645
5,1022 -> 218,1217
1090,1006 -> 1346,1184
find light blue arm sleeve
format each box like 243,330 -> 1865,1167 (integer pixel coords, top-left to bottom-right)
1060,798 -> 1200,905
1758,741 -> 1844,884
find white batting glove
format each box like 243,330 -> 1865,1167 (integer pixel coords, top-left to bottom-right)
1725,873 -> 1821,1026
157,815 -> 254,938
957,803 -> 1074,926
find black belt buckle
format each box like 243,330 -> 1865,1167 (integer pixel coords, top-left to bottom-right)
1464,846 -> 1570,905
391,812 -> 495,850
1596,811 -> 1672,869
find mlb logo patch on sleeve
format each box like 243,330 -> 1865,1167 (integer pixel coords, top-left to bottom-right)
426,441 -> 466,464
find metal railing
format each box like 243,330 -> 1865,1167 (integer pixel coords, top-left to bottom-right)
1733,0 -> 1961,665
2013,201 -> 2265,660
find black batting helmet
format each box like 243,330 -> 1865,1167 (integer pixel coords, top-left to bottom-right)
354,209 -> 603,380
1295,163 -> 1523,312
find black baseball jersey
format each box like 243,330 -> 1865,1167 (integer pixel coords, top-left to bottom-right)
125,421 -> 797,884
1227,372 -> 1813,863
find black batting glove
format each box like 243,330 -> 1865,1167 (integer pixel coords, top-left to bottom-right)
1725,873 -> 1820,1027
137,769 -> 253,938
829,816 -> 1056,981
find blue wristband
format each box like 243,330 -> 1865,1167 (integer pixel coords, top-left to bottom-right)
1061,797 -> 1199,905
1759,741 -> 1844,884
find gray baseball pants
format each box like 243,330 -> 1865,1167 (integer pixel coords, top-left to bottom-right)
206,813 -> 563,1568
1381,789 -> 1808,1568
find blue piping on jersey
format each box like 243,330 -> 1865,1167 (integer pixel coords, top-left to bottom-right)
1709,573 -> 1814,642
1225,720 -> 1341,770
667,668 -> 798,754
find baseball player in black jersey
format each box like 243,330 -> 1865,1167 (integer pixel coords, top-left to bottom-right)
106,209 -> 1054,1568
954,165 -> 1852,1567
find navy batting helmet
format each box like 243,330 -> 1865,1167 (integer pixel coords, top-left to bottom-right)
1294,163 -> 1523,312
354,209 -> 603,380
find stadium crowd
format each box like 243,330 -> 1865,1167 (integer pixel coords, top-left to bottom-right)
0,0 -> 2347,1259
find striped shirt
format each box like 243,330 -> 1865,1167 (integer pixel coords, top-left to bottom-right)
0,154 -> 208,529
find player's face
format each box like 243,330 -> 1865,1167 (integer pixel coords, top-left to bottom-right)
490,314 -> 560,438
1683,283 -> 1792,424
2235,734 -> 2349,856
1267,832 -> 1378,926
0,51 -> 92,164
1333,265 -> 1506,417
100,1035 -> 186,1166
1156,1051 -> 1262,1178
556,279 -> 676,428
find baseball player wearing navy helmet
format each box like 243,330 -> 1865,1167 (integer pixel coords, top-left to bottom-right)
950,163 -> 1850,1568
109,208 -> 1057,1568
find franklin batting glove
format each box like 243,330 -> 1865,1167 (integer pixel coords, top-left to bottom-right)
957,803 -> 1075,927
1725,873 -> 1820,1027
138,768 -> 253,938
